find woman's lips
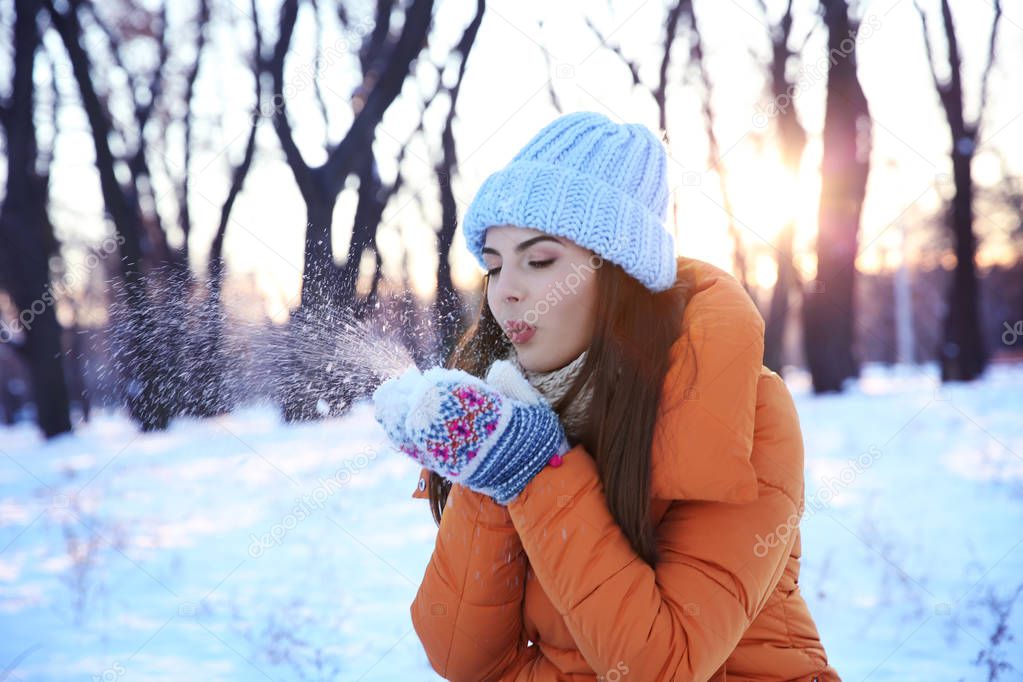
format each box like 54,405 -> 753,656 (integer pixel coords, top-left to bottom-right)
504,321 -> 536,345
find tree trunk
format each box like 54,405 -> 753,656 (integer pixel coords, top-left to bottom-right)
280,196 -> 341,423
761,1 -> 807,371
915,0 -> 998,381
434,145 -> 464,364
339,157 -> 387,316
941,145 -> 987,380
300,194 -> 341,309
764,224 -> 796,372
0,0 -> 72,437
802,0 -> 870,393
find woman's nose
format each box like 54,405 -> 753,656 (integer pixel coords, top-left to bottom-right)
493,268 -> 526,303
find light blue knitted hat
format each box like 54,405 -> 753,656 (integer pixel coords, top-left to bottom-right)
462,111 -> 676,292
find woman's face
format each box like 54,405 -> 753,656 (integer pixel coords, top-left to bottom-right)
482,225 -> 600,372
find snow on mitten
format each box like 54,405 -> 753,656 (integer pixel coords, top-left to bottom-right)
371,364 -> 422,452
484,359 -> 545,404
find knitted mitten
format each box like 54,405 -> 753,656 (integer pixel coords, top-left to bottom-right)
372,362 -> 570,505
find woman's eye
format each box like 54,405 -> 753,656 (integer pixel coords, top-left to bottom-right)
486,259 -> 553,276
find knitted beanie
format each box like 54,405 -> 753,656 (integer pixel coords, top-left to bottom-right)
462,110 -> 676,292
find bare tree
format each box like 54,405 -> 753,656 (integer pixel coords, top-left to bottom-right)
915,0 -> 1001,381
802,0 -> 872,392
0,0 -> 72,437
677,0 -> 752,293
754,0 -> 810,372
265,0 -> 435,420
44,0 -> 178,430
174,0 -> 210,272
583,3 -> 759,295
433,0 -> 486,361
85,2 -> 176,267
193,0 -> 266,418
267,0 -> 435,313
43,0 -> 277,427
583,4 -> 686,232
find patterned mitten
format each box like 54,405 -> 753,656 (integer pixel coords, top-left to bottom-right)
372,362 -> 570,504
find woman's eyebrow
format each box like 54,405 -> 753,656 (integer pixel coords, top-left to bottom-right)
481,235 -> 563,256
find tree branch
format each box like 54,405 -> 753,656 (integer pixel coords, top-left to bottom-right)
268,0 -> 313,191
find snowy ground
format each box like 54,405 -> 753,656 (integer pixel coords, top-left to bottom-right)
1,362 -> 1022,681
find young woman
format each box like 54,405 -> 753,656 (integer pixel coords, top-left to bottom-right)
373,111 -> 840,681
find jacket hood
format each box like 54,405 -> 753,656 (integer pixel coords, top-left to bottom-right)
650,255 -> 763,502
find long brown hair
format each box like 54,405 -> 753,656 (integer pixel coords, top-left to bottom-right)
426,257 -> 696,566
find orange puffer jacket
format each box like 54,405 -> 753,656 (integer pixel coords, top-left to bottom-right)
408,256 -> 841,682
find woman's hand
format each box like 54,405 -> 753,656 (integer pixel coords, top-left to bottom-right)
372,362 -> 570,505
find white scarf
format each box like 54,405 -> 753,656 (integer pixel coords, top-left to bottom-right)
507,347 -> 595,442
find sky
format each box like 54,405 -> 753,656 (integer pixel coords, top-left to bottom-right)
12,0 -> 1023,316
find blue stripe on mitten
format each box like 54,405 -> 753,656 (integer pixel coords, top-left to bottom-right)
460,400 -> 568,504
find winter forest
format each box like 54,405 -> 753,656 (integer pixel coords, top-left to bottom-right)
1,0 -> 1022,679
